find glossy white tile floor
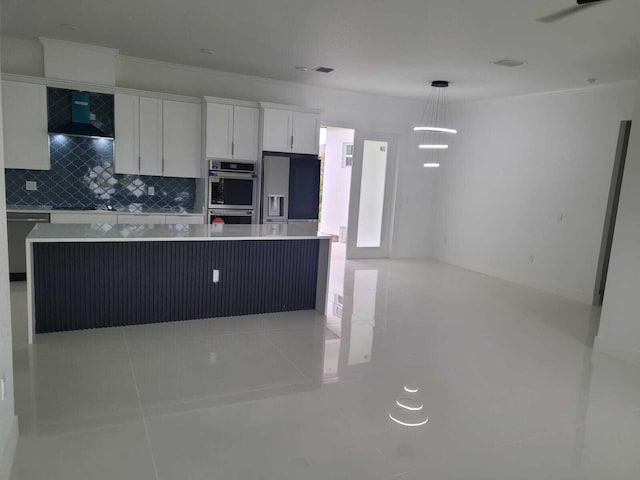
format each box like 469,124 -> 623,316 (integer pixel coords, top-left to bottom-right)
8,245 -> 640,479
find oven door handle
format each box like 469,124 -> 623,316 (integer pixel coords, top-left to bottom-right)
209,172 -> 257,180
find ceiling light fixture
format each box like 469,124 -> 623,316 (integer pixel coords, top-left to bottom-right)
419,144 -> 448,150
414,127 -> 457,134
200,48 -> 215,55
414,81 -> 456,165
295,66 -> 309,72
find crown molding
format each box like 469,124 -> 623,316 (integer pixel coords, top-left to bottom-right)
1,73 -> 202,104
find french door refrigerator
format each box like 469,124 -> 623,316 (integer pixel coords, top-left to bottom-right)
262,153 -> 321,227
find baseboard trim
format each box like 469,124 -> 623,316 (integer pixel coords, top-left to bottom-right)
0,415 -> 18,480
594,335 -> 640,366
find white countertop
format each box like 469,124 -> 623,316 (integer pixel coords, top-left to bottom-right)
8,206 -> 204,216
26,223 -> 331,242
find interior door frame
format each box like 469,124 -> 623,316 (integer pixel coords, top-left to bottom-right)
346,130 -> 399,259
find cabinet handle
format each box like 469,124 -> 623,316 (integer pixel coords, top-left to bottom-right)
138,155 -> 141,173
162,157 -> 165,175
290,135 -> 294,149
231,141 -> 234,157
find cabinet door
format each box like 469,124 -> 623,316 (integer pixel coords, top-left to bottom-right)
232,106 -> 259,162
163,100 -> 202,178
205,103 -> 233,159
114,94 -> 140,175
165,215 -> 205,225
139,97 -> 164,176
262,108 -> 293,153
292,112 -> 320,155
117,214 -> 166,224
50,213 -> 118,224
1,81 -> 49,170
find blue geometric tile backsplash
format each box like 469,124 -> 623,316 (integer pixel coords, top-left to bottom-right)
5,135 -> 196,212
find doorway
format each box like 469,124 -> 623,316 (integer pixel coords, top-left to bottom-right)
318,126 -> 355,254
593,120 -> 632,306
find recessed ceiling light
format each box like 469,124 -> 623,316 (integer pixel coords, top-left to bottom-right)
295,66 -> 309,72
60,23 -> 78,31
200,49 -> 215,55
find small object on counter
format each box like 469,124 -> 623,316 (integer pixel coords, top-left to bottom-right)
211,216 -> 224,232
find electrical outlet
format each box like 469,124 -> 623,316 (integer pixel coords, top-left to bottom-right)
26,181 -> 37,191
148,186 -> 155,196
212,269 -> 220,283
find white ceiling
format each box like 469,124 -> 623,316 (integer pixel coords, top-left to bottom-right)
1,0 -> 639,101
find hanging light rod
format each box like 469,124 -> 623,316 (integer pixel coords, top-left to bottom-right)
413,126 -> 457,134
419,144 -> 448,149
424,163 -> 440,168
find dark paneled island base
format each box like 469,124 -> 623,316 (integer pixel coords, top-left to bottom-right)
26,224 -> 331,339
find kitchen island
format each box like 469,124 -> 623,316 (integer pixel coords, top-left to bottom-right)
25,223 -> 331,342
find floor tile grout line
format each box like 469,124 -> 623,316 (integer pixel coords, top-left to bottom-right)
123,331 -> 162,480
260,331 -> 317,384
259,332 -> 391,460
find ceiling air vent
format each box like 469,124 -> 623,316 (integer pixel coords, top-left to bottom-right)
491,58 -> 528,67
314,66 -> 335,73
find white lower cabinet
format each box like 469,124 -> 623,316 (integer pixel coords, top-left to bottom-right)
117,214 -> 166,225
165,215 -> 205,225
50,213 -> 118,224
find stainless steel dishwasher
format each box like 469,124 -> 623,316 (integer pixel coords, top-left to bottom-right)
7,212 -> 50,281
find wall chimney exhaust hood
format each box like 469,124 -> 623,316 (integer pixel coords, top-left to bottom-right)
48,90 -> 113,139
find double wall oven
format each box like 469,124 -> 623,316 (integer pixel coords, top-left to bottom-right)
208,160 -> 257,224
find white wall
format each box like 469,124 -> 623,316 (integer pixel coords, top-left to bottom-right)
430,82 -> 637,303
0,37 -> 434,259
0,32 -> 18,480
320,127 -> 353,237
597,80 -> 640,364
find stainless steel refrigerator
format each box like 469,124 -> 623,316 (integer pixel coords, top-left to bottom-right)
261,153 -> 321,227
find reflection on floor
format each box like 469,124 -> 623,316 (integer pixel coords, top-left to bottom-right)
8,249 -> 640,479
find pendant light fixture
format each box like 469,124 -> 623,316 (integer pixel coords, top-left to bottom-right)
415,80 -> 456,167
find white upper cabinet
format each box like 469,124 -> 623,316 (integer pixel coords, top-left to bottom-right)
204,101 -> 259,162
232,106 -> 259,162
261,106 -> 320,154
205,103 -> 234,160
116,94 -> 202,178
262,108 -> 293,153
139,97 -> 164,177
114,94 -> 140,175
162,100 -> 202,178
292,111 -> 321,155
2,81 -> 50,170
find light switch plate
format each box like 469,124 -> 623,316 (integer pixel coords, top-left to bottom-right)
26,181 -> 37,191
148,186 -> 155,196
0,375 -> 5,401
